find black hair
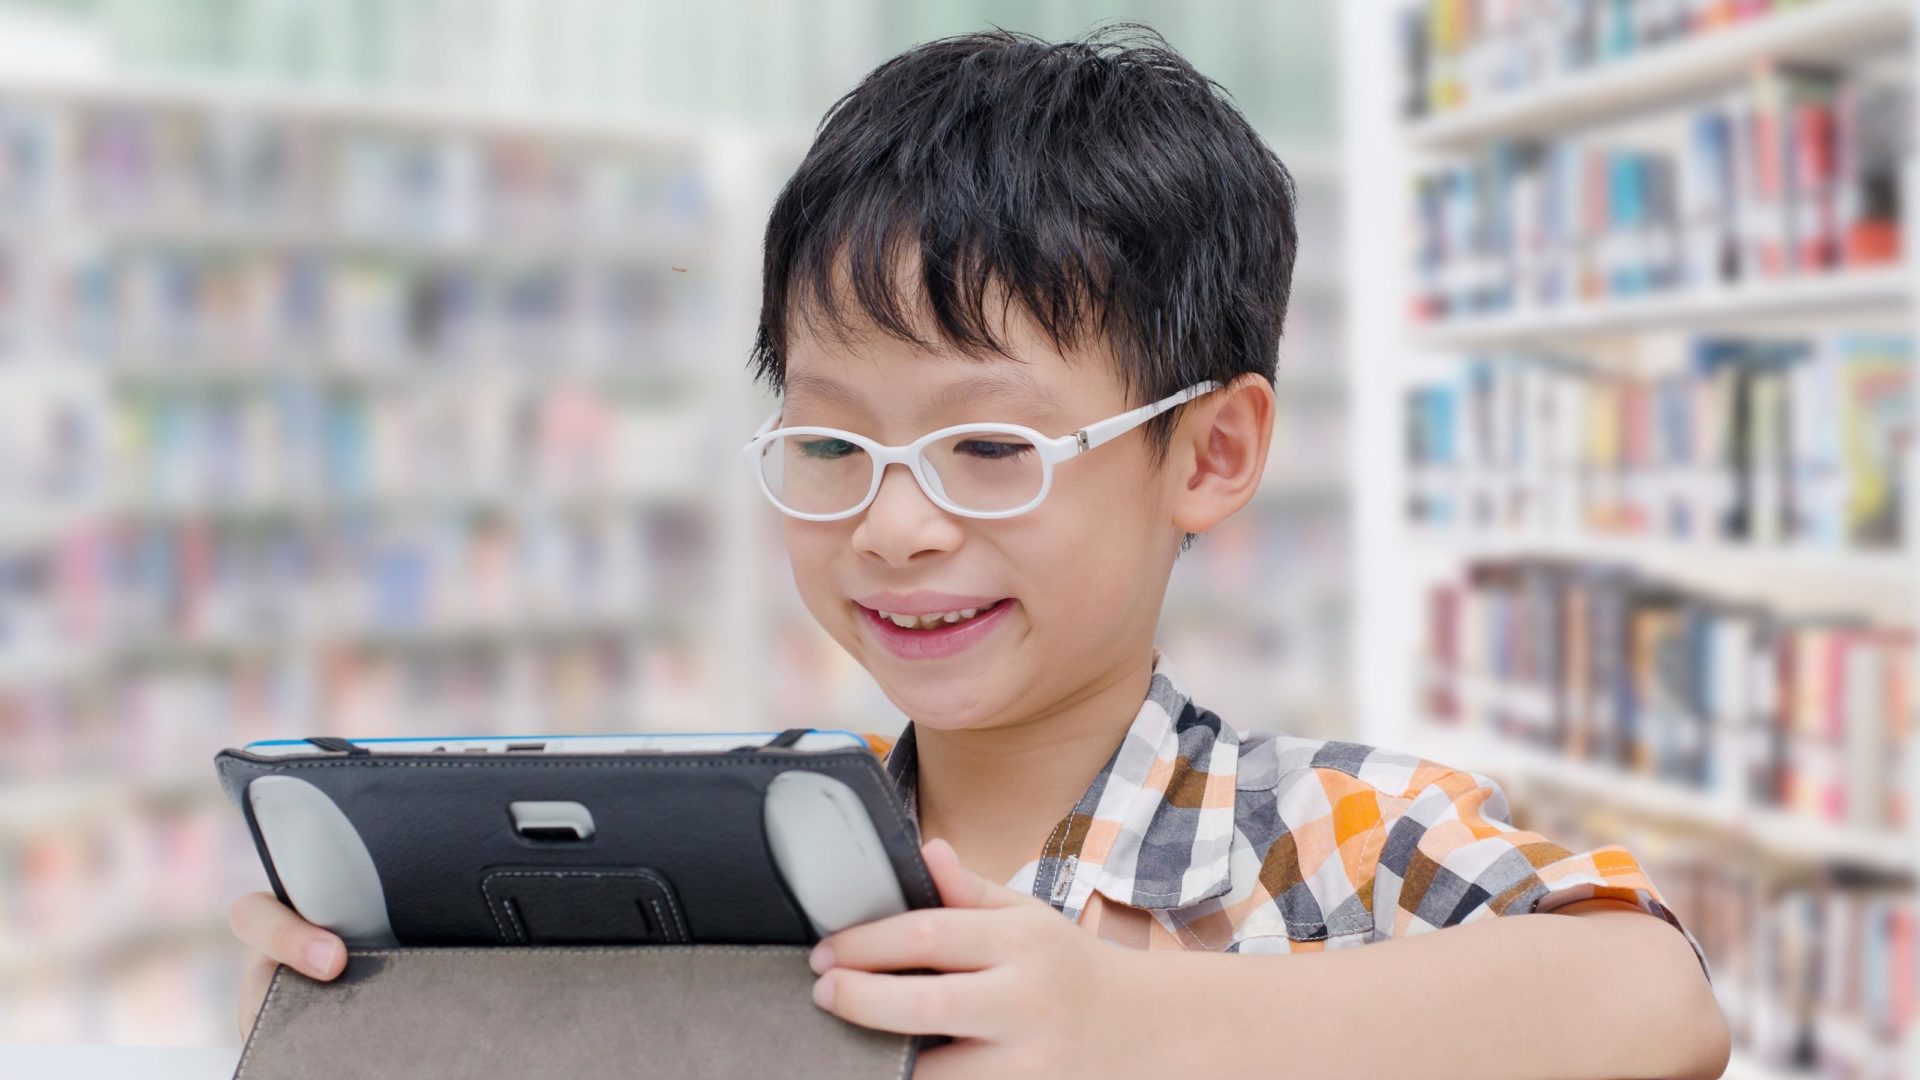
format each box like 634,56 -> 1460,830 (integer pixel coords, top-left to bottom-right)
748,21 -> 1298,469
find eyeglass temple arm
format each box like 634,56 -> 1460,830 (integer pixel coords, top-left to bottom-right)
743,407 -> 781,451
1074,380 -> 1223,453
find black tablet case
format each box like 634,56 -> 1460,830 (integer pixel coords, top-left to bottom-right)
215,739 -> 939,1078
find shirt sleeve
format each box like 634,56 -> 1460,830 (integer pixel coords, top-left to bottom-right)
1368,766 -> 1711,981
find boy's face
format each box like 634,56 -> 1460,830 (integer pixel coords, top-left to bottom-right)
774,297 -> 1185,734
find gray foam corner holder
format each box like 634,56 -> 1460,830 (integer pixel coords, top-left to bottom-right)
234,946 -> 919,1080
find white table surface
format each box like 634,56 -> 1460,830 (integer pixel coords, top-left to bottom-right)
0,1044 -> 240,1079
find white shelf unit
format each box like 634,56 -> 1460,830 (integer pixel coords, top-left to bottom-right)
1345,2 -> 1920,1077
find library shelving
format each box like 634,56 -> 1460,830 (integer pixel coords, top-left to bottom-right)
0,68 -> 790,1045
1348,1 -> 1920,1076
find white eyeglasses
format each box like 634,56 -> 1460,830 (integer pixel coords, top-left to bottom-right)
741,380 -> 1221,521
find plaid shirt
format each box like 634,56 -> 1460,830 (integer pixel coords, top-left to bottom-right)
863,650 -> 1708,973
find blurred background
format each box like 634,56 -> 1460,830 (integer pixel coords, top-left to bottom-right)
0,1 -> 1909,1077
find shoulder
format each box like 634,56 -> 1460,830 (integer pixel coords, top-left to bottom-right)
1204,733 -> 1504,950
1231,730 -> 1482,806
1224,732 -> 1516,901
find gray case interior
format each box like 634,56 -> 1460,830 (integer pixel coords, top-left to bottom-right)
233,946 -> 919,1079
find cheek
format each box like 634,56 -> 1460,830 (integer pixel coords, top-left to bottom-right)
1056,446 -> 1168,535
779,520 -> 846,613
1017,464 -> 1166,618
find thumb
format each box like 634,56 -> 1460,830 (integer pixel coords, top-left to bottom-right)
921,837 -> 1038,910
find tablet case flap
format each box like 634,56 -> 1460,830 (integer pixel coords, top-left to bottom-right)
233,946 -> 920,1080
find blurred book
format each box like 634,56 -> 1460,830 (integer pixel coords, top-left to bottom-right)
1404,332 -> 1912,550
1515,801 -> 1916,1078
1404,0 -> 1851,121
1408,64 -> 1909,324
1423,555 -> 1914,833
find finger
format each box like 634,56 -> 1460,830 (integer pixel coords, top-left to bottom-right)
921,838 -> 1037,910
814,907 -> 1015,973
228,892 -> 345,981
235,951 -> 279,1040
813,968 -> 998,1039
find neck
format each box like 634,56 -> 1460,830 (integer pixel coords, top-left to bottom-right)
911,646 -> 1156,885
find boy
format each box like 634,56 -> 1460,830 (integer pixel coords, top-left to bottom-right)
231,24 -> 1731,1079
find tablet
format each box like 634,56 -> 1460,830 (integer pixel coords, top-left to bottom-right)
215,728 -> 937,948
240,730 -> 871,756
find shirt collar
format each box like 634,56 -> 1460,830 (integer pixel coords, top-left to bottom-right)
882,649 -> 1240,911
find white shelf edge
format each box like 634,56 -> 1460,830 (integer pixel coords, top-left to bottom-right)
1405,724 -> 1914,874
1412,268 -> 1913,351
0,609 -> 691,686
1407,527 -> 1915,582
0,68 -> 796,152
62,212 -> 715,261
1408,0 -> 1915,151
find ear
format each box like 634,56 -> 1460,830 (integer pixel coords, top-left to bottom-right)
1168,372 -> 1276,537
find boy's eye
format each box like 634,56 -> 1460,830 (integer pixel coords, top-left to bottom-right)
953,438 -> 1034,461
797,436 -> 862,460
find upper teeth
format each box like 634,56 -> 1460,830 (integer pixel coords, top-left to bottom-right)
876,606 -> 984,629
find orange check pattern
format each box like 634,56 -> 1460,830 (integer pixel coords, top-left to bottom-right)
863,651 -> 1708,973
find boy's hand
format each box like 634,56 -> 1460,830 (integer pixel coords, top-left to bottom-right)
807,838 -> 1160,1078
228,892 -> 347,1039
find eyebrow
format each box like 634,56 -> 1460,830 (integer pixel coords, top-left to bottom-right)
783,369 -> 1065,418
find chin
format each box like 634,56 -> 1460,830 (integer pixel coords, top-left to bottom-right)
869,668 -> 1009,731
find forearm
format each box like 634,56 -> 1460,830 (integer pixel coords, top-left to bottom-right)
1116,901 -> 1728,1080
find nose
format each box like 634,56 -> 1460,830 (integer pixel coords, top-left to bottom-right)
851,460 -> 963,566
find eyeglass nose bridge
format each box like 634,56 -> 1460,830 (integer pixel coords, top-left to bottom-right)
861,443 -> 956,517
912,457 -> 954,504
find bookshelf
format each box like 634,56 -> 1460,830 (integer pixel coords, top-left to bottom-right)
1347,2 -> 1920,1077
0,69 -> 800,1045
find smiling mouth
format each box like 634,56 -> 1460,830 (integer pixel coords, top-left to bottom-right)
857,598 -> 1013,631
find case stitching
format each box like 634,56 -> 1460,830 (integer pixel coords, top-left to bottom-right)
482,882 -> 515,943
481,869 -> 693,944
233,963 -> 287,1079
503,897 -> 530,944
654,877 -> 690,939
